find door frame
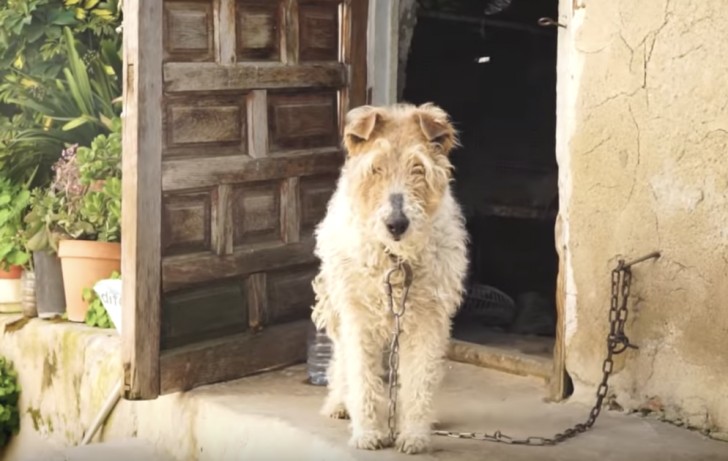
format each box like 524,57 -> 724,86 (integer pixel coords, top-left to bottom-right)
121,0 -> 163,400
367,0 -> 574,400
120,0 -> 369,401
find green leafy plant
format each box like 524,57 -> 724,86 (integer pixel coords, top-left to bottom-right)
83,270 -> 119,329
51,120 -> 121,243
0,0 -> 121,83
22,186 -> 66,254
0,177 -> 32,271
1,26 -> 121,186
0,356 -> 20,448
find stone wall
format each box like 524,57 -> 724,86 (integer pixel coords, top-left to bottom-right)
559,0 -> 728,435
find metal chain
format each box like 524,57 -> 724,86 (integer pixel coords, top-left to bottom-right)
385,251 -> 659,447
385,257 -> 413,442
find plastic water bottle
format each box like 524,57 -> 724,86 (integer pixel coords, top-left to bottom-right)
307,323 -> 332,386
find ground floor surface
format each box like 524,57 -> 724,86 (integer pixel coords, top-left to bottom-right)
2,315 -> 726,461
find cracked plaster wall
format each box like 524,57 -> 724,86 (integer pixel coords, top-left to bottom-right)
561,0 -> 728,433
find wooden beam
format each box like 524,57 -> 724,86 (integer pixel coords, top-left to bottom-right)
212,184 -> 234,256
160,320 -> 309,393
121,0 -> 163,400
549,213 -> 569,401
162,238 -> 317,292
348,0 -> 369,109
163,62 -> 347,93
282,0 -> 300,65
448,340 -> 552,382
280,177 -> 301,244
247,90 -> 269,159
214,0 -> 237,65
162,147 -> 344,191
246,272 -> 267,332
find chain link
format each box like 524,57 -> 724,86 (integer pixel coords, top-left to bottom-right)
385,257 -> 413,442
385,251 -> 659,447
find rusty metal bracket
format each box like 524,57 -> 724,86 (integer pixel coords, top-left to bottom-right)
538,17 -> 567,29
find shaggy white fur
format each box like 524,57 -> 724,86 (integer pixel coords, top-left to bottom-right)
311,103 -> 469,454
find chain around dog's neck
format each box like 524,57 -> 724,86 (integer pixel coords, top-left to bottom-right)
383,245 -> 405,266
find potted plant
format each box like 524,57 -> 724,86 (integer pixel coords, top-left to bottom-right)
0,177 -> 31,313
51,124 -> 122,322
22,187 -> 68,318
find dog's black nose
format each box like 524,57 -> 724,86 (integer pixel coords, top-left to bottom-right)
385,215 -> 410,239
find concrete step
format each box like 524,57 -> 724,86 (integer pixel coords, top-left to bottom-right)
21,439 -> 175,461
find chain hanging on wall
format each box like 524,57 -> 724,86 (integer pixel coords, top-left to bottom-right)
385,251 -> 661,446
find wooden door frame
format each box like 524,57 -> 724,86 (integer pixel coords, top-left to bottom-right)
121,0 -> 163,400
367,0 -> 572,400
121,0 -> 369,401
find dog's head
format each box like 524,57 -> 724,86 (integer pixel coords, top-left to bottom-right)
342,103 -> 458,251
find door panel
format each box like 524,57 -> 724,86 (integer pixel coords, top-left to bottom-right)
153,0 -> 368,394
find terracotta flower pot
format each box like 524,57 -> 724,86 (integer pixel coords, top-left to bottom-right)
0,265 -> 22,279
58,240 -> 121,323
0,265 -> 23,313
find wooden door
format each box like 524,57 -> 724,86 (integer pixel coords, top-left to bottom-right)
122,0 -> 368,399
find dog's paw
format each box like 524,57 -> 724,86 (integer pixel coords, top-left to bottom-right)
349,430 -> 391,450
321,401 -> 349,420
395,432 -> 431,454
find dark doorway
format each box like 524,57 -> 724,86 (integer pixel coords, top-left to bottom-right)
402,0 -> 560,363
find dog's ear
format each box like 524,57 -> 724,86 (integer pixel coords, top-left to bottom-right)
343,105 -> 380,155
416,103 -> 459,155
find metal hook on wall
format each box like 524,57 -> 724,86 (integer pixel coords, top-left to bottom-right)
538,17 -> 567,29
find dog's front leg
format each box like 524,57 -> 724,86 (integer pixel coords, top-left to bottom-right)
341,312 -> 390,450
321,326 -> 349,419
395,316 -> 450,454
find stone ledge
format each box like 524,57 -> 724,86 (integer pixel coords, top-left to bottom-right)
2,314 -> 726,461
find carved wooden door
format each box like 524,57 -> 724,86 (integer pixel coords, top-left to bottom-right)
122,0 -> 368,399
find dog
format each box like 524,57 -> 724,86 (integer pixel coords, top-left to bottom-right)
311,103 -> 469,454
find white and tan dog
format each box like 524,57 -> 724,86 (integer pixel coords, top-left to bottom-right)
311,103 -> 469,454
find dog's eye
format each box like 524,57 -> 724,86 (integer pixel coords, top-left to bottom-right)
372,166 -> 383,175
412,165 -> 425,175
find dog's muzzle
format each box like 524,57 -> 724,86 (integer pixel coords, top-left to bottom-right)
385,193 -> 410,241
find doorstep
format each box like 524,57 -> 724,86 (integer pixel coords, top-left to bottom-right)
1,314 -> 726,461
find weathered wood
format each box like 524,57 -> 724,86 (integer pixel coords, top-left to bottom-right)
282,0 -> 300,64
247,90 -> 269,158
232,180 -> 282,246
163,1 -> 215,63
162,237 -> 317,292
161,279 -> 248,350
280,177 -> 301,243
212,184 -> 234,255
265,263 -> 317,323
214,0 -> 237,64
159,320 -> 309,393
267,90 -> 339,152
236,1 -> 282,61
246,272 -> 267,331
448,339 -> 552,382
299,1 -> 339,61
299,174 -> 338,234
152,0 -> 368,395
348,0 -> 369,108
549,213 -> 569,401
162,147 -> 344,191
163,62 -> 347,93
122,0 -> 163,400
162,189 -> 212,256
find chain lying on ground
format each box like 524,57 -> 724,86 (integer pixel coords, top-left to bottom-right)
385,251 -> 660,446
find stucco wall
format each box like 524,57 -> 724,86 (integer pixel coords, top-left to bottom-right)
560,0 -> 728,434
